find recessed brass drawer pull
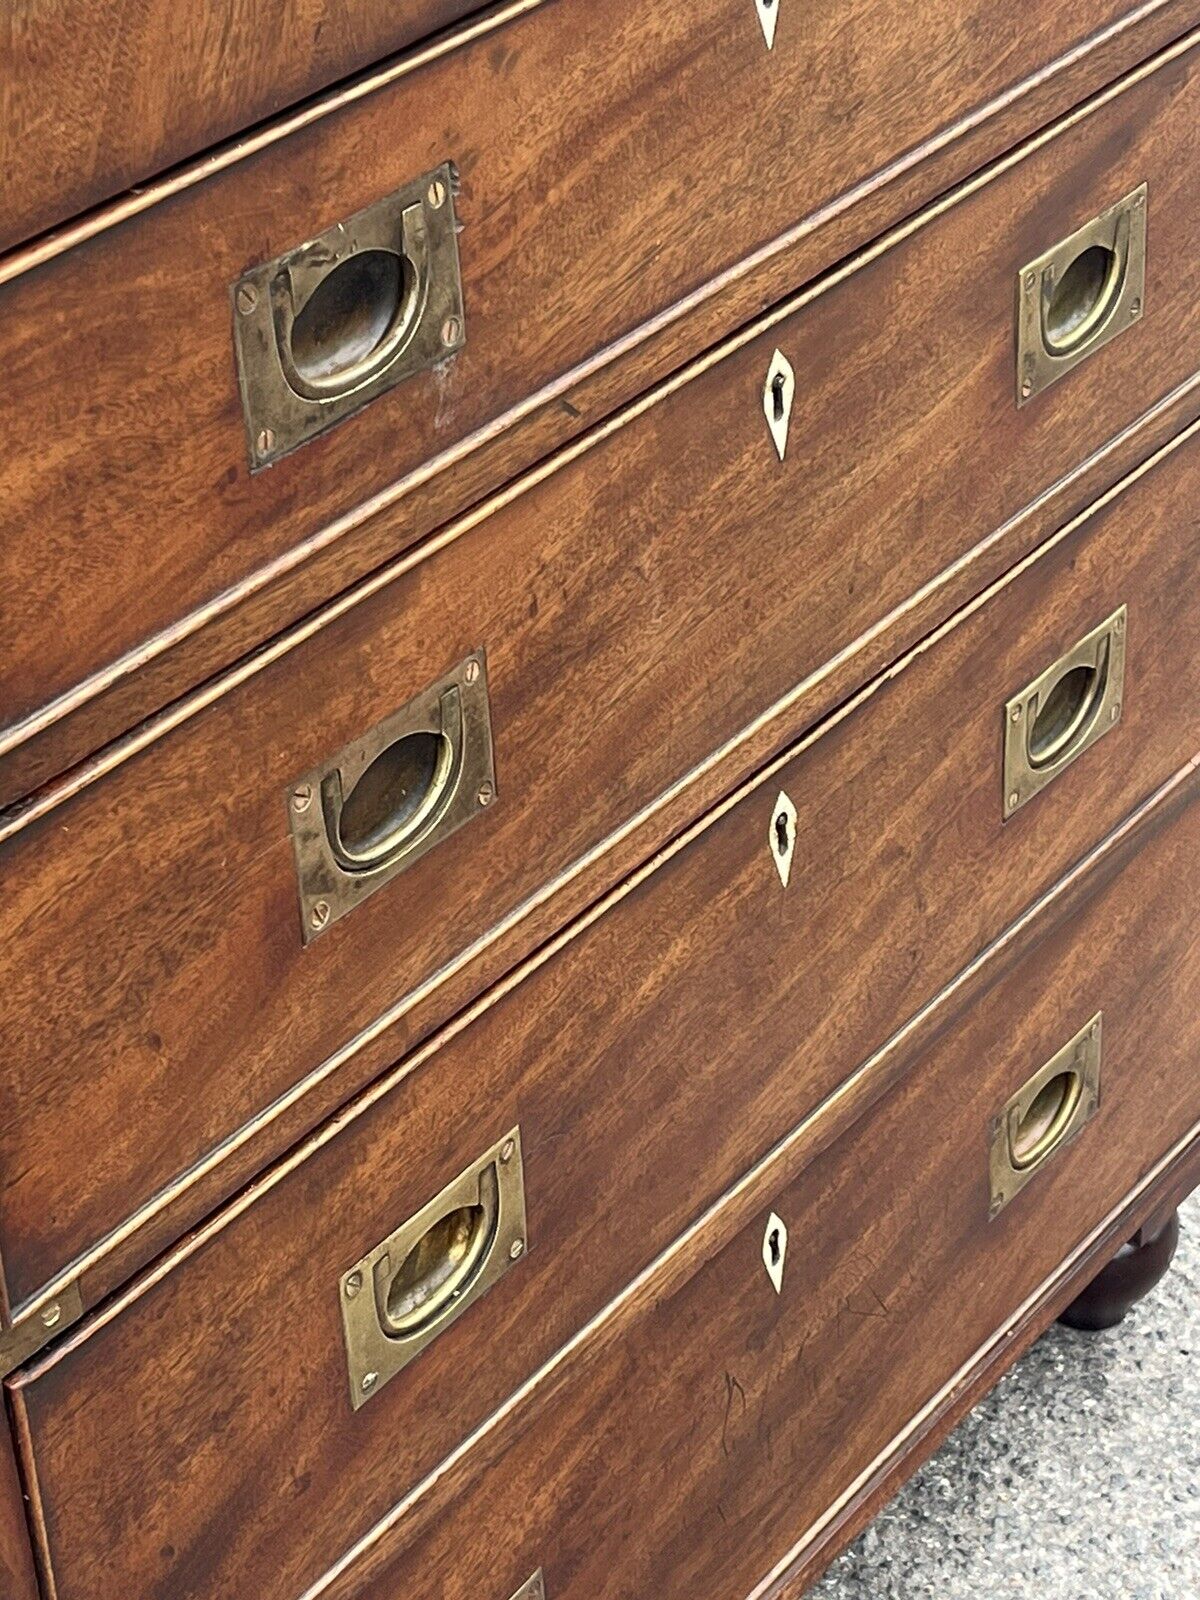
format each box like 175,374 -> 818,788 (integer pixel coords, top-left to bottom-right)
232,163 -> 466,468
340,1129 -> 528,1409
287,653 -> 495,942
1003,607 -> 1126,818
989,1015 -> 1101,1217
1016,184 -> 1146,405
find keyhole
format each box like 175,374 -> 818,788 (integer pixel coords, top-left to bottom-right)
774,809 -> 790,856
771,371 -> 786,422
768,1228 -> 782,1265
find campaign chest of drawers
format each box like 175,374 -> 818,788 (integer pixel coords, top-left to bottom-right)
1,4 -> 1198,1598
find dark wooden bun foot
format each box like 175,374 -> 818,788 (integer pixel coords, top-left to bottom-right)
1059,1209 -> 1181,1333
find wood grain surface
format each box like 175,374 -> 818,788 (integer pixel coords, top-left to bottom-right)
0,2 -> 1193,797
10,742 -> 1199,1600
328,797 -> 1200,1600
4,53 -> 1200,1322
6,424 -> 1200,1596
0,0 -> 478,253
0,1410 -> 37,1600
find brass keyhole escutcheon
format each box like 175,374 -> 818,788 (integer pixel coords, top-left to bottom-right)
771,790 -> 798,887
1009,1069 -> 1083,1170
1043,244 -> 1121,354
762,1211 -> 787,1294
754,0 -> 780,48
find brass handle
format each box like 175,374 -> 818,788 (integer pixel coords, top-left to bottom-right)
1017,184 -> 1146,404
233,163 -> 466,468
287,653 -> 496,942
340,1129 -> 528,1409
378,1161 -> 499,1339
274,206 -> 431,404
989,1016 -> 1101,1216
323,684 -> 465,872
1003,608 -> 1126,817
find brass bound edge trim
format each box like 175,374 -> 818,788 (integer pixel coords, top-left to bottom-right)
0,1281 -> 84,1379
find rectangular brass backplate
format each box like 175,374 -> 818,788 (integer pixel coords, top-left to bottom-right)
989,1015 -> 1102,1218
288,652 -> 495,943
340,1128 -> 528,1410
1016,184 -> 1146,405
232,162 -> 465,469
509,1574 -> 546,1600
1003,607 -> 1126,819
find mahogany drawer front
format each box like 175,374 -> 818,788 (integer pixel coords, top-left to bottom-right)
0,3 -> 1188,779
0,1 -> 476,254
0,1419 -> 37,1600
4,45 -> 1200,1326
313,786 -> 1200,1600
6,424 -> 1200,1598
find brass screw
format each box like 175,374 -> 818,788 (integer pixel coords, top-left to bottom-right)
311,901 -> 331,931
427,178 -> 447,209
477,782 -> 494,807
1021,379 -> 1034,400
1110,703 -> 1121,722
361,1372 -> 378,1395
509,1238 -> 525,1261
257,427 -> 276,456
1114,614 -> 1125,635
236,282 -> 258,315
1010,705 -> 1022,723
1131,298 -> 1142,318
1025,272 -> 1036,290
500,1138 -> 516,1164
40,1302 -> 62,1330
1008,791 -> 1020,810
344,1272 -> 363,1299
442,316 -> 462,347
464,659 -> 480,684
292,784 -> 313,812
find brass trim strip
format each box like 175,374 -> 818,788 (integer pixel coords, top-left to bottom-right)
0,16 -> 1197,778
0,1281 -> 83,1381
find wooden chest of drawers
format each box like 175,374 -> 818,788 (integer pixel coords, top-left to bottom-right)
1,6 -> 1197,1598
